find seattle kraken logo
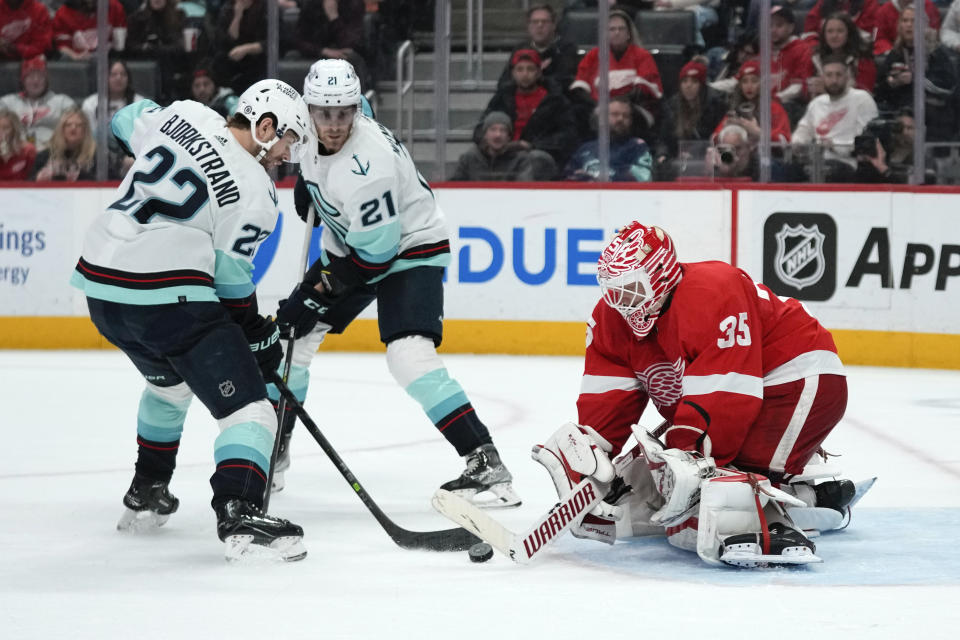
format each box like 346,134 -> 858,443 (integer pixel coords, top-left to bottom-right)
351,154 -> 370,176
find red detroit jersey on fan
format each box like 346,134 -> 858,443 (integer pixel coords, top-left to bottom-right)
578,260 -> 844,471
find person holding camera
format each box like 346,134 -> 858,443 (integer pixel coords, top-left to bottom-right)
793,53 -> 879,180
853,108 -> 915,183
874,6 -> 959,144
711,59 -> 792,145
708,123 -> 757,180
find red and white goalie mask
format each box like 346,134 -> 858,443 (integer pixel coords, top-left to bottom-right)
597,222 -> 683,339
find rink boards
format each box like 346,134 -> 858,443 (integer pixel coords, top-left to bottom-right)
1,182 -> 959,369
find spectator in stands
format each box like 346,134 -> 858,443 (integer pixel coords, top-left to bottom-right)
708,123 -> 758,180
805,12 -> 876,96
295,0 -> 371,90
768,4 -> 812,122
212,0 -> 266,94
82,59 -> 142,177
875,7 -> 959,142
793,54 -> 878,180
33,105 -> 95,180
713,59 -> 792,144
81,59 -> 144,127
126,0 -> 188,100
709,31 -> 757,89
802,0 -> 879,42
498,4 -> 579,92
853,108 -> 914,183
0,56 -> 75,151
479,48 -> 578,179
452,111 -> 543,181
941,0 -> 960,52
53,0 -> 127,61
875,0 -> 941,53
570,9 -> 663,141
563,95 -> 654,182
127,0 -> 185,55
190,62 -> 237,118
0,0 -> 53,60
0,107 -> 36,179
656,59 -> 727,166
651,0 -> 720,49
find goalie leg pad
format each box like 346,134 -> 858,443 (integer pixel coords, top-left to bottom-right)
696,472 -> 820,568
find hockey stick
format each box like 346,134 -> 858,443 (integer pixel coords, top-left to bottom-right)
264,206 -> 316,512
432,478 -> 603,564
431,419 -> 671,563
270,374 -> 481,552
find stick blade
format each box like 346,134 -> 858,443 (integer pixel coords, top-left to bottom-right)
389,521 -> 480,552
431,489 -> 522,561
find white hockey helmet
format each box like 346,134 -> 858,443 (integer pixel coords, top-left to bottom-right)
236,79 -> 311,160
303,59 -> 362,108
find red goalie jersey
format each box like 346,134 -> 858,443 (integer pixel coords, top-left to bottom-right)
578,261 -> 846,477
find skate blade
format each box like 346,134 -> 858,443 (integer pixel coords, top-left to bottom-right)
452,483 -> 522,509
721,543 -> 823,568
117,508 -> 170,532
223,535 -> 307,563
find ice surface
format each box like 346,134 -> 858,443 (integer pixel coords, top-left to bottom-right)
1,351 -> 958,639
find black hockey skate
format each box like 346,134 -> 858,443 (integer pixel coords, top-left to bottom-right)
440,444 -> 521,509
117,474 -> 180,532
271,431 -> 293,493
215,498 -> 307,562
814,479 -> 856,514
719,522 -> 821,567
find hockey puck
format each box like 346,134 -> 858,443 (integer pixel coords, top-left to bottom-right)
468,542 -> 493,563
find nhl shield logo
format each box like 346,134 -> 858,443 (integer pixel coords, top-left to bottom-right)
773,224 -> 826,290
219,380 -> 236,398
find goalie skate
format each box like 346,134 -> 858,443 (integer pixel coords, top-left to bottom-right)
719,523 -> 822,568
216,498 -> 307,562
440,444 -> 521,509
117,475 -> 179,532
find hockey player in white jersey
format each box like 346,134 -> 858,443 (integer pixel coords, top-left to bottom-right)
71,79 -> 313,561
271,59 -> 521,508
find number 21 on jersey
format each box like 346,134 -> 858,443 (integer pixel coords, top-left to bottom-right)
717,312 -> 751,348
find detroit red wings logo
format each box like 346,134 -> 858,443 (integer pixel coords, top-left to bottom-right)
815,108 -> 849,137
639,357 -> 684,408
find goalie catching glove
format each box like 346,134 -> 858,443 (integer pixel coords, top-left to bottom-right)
532,422 -> 631,545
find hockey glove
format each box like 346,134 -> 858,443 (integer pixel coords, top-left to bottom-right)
276,281 -> 336,338
245,316 -> 283,378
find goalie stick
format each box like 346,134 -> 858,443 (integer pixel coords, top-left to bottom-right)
432,477 -> 604,564
271,375 -> 480,552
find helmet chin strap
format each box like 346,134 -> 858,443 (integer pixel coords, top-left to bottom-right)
251,120 -> 278,161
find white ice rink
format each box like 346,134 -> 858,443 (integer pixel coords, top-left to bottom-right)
2,350 -> 959,639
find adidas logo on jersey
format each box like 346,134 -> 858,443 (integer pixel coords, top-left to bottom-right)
214,135 -> 228,146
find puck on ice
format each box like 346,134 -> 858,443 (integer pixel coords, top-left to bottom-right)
468,542 -> 493,563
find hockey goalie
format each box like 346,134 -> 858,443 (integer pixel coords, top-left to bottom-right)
533,222 -> 873,568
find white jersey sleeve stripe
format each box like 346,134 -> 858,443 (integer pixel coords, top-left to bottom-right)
682,372 -> 763,399
580,374 -> 641,394
764,350 -> 845,386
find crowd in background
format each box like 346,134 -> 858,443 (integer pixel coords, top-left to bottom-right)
1,0 -> 959,183
0,0 -> 411,180
454,1 -> 960,183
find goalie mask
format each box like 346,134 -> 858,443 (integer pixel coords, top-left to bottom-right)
236,79 -> 311,161
597,222 -> 683,339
